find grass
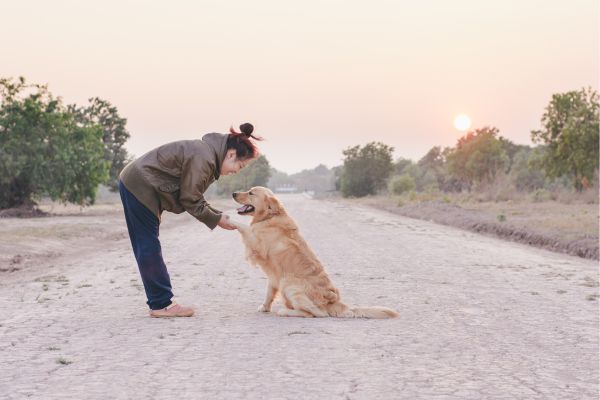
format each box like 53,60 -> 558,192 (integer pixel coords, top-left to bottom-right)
581,277 -> 599,288
76,283 -> 93,288
56,357 -> 72,365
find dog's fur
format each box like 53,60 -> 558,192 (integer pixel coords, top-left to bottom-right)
231,187 -> 398,319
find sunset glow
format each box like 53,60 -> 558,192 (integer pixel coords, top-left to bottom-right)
1,1 -> 597,173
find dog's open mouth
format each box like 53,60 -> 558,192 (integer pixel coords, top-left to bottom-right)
237,204 -> 255,215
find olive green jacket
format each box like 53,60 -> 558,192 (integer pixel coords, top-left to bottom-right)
119,132 -> 228,230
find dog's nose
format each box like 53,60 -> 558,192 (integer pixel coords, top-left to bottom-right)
232,192 -> 237,199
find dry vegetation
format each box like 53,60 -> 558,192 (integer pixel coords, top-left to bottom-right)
341,186 -> 599,260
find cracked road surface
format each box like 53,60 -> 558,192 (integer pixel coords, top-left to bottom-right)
0,194 -> 598,399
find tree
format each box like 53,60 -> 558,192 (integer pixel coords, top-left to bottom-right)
332,165 -> 343,191
0,77 -> 109,209
69,97 -> 131,191
498,137 -> 531,173
446,126 -> 508,190
267,168 -> 292,189
417,146 -> 449,191
436,147 -> 464,192
340,142 -> 394,197
418,146 -> 445,171
531,87 -> 599,191
284,164 -> 336,192
394,157 -> 414,175
510,147 -> 546,191
215,155 -> 271,195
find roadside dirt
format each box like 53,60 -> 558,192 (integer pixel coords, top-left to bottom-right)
346,196 -> 599,260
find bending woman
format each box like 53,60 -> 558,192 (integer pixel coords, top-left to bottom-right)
118,123 -> 262,317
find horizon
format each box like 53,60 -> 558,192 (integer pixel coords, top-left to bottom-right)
2,1 -> 598,175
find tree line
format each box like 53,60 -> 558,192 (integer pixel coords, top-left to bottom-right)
338,87 -> 599,198
1,77 -> 596,210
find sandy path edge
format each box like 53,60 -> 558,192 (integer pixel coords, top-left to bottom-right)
344,199 -> 599,260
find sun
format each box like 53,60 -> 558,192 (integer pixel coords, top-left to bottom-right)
454,114 -> 471,131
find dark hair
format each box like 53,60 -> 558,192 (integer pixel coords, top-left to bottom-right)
226,123 -> 263,160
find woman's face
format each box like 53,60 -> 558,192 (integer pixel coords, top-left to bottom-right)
221,149 -> 253,175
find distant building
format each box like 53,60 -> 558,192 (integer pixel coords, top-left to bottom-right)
274,185 -> 299,193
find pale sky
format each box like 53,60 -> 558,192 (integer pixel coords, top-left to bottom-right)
2,0 -> 598,174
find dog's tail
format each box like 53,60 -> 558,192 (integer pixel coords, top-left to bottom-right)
346,306 -> 399,319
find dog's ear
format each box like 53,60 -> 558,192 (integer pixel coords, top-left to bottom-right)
265,195 -> 282,215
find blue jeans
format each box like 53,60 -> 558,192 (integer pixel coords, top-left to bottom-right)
119,181 -> 173,310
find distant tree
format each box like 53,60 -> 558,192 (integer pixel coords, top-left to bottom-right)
267,168 -> 291,189
340,142 -> 394,197
510,147 -> 546,191
498,137 -> 528,172
446,126 -> 508,190
418,146 -> 445,171
287,164 -> 335,192
332,165 -> 343,191
69,97 -> 131,191
531,87 -> 599,191
313,164 -> 329,175
394,157 -> 414,175
0,77 -> 109,209
215,155 -> 271,195
392,158 -> 419,182
437,147 -> 464,192
417,146 -> 449,191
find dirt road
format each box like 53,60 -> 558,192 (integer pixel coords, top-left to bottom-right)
0,194 -> 598,399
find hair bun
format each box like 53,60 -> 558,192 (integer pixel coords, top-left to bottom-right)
239,123 -> 254,137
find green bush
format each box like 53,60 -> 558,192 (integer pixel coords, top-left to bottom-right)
388,174 -> 416,195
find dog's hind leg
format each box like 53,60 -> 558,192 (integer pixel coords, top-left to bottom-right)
277,308 -> 313,318
282,287 -> 328,318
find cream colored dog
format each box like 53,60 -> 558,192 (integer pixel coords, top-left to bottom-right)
231,187 -> 398,319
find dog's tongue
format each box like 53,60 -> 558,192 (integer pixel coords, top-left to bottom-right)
237,204 -> 253,214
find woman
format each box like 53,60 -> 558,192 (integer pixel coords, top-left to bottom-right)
118,123 -> 262,317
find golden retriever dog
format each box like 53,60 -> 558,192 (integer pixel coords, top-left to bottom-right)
231,187 -> 398,319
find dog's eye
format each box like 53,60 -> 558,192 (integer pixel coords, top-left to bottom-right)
249,191 -> 254,196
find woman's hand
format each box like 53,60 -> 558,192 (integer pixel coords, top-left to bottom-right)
217,214 -> 237,230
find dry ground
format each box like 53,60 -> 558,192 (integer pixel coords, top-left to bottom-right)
347,194 -> 599,260
0,194 -> 598,399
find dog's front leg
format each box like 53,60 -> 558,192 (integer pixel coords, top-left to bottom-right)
231,221 -> 262,266
258,281 -> 277,313
231,221 -> 258,247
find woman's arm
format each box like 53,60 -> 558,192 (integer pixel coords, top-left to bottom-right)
178,154 -> 222,229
